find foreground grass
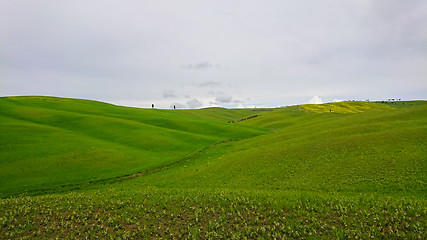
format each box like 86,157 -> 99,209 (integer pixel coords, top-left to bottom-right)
1,188 -> 426,239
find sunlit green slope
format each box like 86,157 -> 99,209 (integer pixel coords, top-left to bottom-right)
124,101 -> 427,197
0,96 -> 266,197
1,98 -> 426,239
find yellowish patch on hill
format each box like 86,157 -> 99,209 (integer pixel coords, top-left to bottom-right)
299,101 -> 393,113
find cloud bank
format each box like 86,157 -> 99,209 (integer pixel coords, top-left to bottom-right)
309,96 -> 323,105
1,0 -> 426,108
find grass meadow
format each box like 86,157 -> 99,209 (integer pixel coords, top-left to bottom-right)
0,96 -> 426,239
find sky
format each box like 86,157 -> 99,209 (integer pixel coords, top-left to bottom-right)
1,0 -> 426,109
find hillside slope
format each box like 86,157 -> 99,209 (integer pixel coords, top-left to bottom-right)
0,96 -> 266,197
123,101 -> 427,197
1,98 -> 426,239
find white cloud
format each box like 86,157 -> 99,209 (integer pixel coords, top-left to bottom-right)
308,96 -> 323,104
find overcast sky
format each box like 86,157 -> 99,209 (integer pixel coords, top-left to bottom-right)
1,0 -> 426,108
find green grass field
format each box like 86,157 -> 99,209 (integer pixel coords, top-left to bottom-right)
1,96 -> 426,239
0,96 -> 265,197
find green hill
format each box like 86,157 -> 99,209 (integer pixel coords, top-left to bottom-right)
130,101 -> 426,197
0,96 -> 266,197
1,97 -> 426,239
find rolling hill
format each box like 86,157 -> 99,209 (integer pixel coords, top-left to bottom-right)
0,96 -> 426,239
122,100 -> 427,197
0,96 -> 266,197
